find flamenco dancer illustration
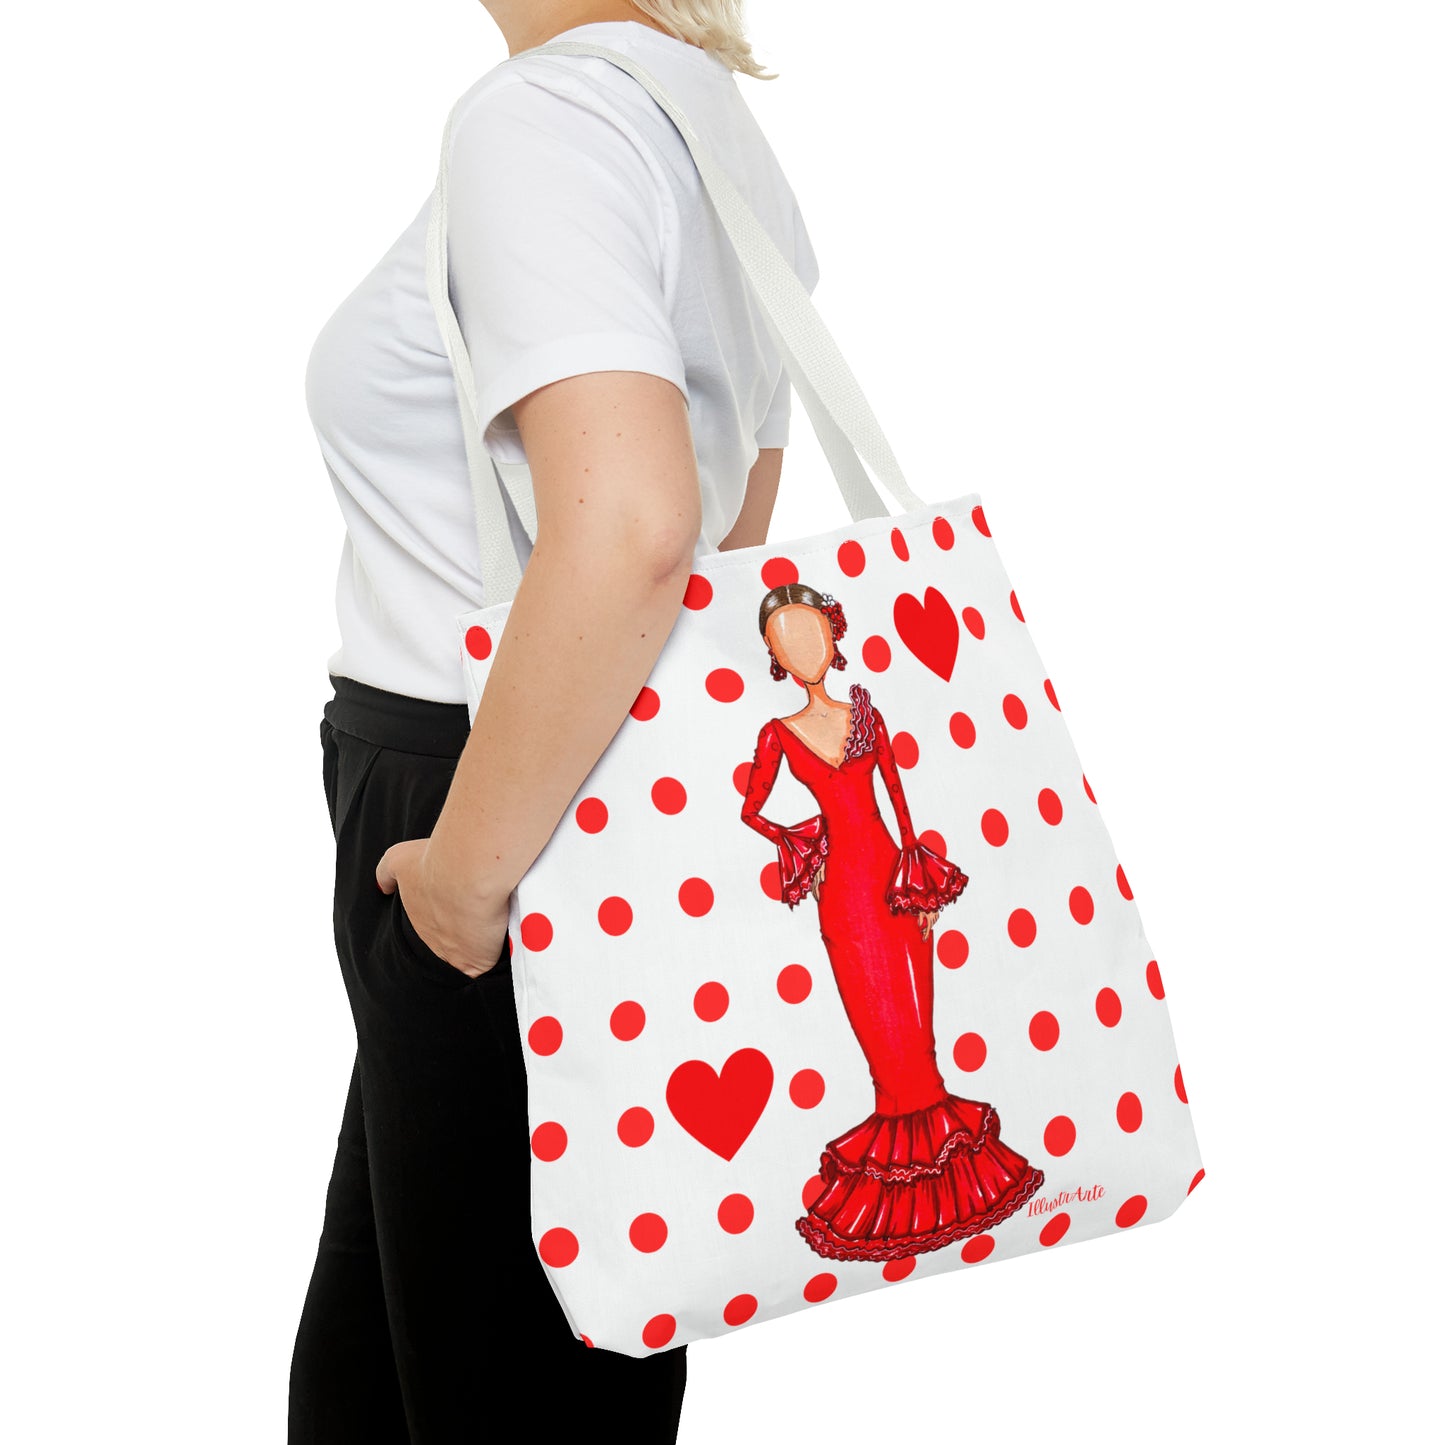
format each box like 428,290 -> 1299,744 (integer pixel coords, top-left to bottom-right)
741,583 -> 1045,1261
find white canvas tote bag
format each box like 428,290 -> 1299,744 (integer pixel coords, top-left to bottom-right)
426,38 -> 1205,1358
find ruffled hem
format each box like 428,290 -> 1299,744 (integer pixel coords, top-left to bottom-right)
796,1094 -> 1045,1261
797,1172 -> 1046,1262
886,840 -> 968,916
824,1096 -> 1001,1182
776,815 -> 828,909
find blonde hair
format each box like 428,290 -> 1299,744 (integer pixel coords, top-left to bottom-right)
629,1 -> 773,79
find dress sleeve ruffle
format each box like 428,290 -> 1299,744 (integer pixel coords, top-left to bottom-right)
776,816 -> 829,909
886,840 -> 968,916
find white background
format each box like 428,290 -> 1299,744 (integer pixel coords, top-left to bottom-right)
3,2 -> 1439,1440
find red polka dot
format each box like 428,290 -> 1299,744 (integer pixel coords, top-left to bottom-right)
706,668 -> 744,703
1069,886 -> 1095,924
1116,864 -> 1133,900
1044,678 -> 1060,710
732,761 -> 751,795
598,896 -> 633,936
971,504 -> 991,537
1007,909 -> 1037,947
776,964 -> 812,1003
693,981 -> 729,1022
937,930 -> 969,969
464,626 -> 493,661
575,797 -> 608,833
1082,772 -> 1097,803
803,1272 -> 837,1303
519,912 -> 553,952
1146,960 -> 1165,999
1002,693 -> 1028,729
981,809 -> 1009,846
789,1069 -> 825,1109
1009,590 -> 1025,622
962,606 -> 985,640
617,1106 -> 654,1147
630,686 -> 660,721
629,1213 -> 668,1253
891,731 -> 920,768
1039,1212 -> 1070,1247
932,516 -> 955,550
580,1335 -> 594,1349
1029,1011 -> 1060,1050
953,1032 -> 987,1072
530,1122 -> 567,1162
717,1193 -> 754,1234
891,527 -> 910,561
538,1227 -> 578,1267
641,1314 -> 676,1350
837,539 -> 866,577
1095,988 -> 1122,1027
801,1174 -> 826,1209
760,862 -> 783,902
682,574 -> 713,609
1117,1092 -> 1143,1132
651,777 -> 686,814
679,877 -> 714,917
1043,1115 -> 1076,1156
1116,1195 -> 1148,1228
918,828 -> 947,857
949,712 -> 977,748
609,1001 -> 645,1041
528,1016 -> 563,1056
961,1235 -> 995,1264
882,1258 -> 915,1282
1188,1168 -> 1206,1195
761,557 -> 799,588
862,635 -> 892,671
723,1293 -> 757,1327
1174,1065 -> 1188,1103
1038,788 -> 1063,825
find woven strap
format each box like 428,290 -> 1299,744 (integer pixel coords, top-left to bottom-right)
425,38 -> 924,607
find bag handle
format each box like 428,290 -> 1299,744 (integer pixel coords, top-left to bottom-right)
426,38 -> 925,608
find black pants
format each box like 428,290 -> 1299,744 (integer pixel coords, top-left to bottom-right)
288,675 -> 687,1443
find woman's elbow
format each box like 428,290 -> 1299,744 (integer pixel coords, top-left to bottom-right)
630,507 -> 702,590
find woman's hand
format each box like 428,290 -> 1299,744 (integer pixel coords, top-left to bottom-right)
919,909 -> 940,941
810,859 -> 826,901
375,838 -> 509,979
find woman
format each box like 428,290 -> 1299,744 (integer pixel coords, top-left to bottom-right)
289,4 -> 813,1440
741,584 -> 1046,1261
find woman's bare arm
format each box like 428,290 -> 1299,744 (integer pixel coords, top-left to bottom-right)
376,369 -> 701,973
719,446 -> 783,550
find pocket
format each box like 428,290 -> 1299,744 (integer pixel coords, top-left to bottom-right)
322,721 -> 386,845
390,891 -> 509,991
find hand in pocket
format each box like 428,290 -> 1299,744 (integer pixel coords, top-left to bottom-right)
375,837 -> 510,979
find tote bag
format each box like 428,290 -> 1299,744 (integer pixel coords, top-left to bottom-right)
426,39 -> 1205,1358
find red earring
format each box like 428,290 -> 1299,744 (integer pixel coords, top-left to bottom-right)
766,642 -> 787,681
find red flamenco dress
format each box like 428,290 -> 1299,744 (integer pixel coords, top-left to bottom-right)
742,683 -> 1045,1261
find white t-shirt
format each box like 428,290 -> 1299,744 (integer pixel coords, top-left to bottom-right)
307,20 -> 820,704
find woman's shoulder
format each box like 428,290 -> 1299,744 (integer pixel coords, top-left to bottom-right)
448,61 -> 637,158
450,32 -> 721,161
847,681 -> 878,721
846,683 -> 881,753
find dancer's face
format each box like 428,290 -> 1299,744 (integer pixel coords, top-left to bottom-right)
766,604 -> 834,684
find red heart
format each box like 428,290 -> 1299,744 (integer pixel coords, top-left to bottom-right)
894,587 -> 959,681
666,1049 -> 773,1161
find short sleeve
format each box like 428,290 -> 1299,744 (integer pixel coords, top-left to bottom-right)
446,76 -> 689,465
753,197 -> 822,450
